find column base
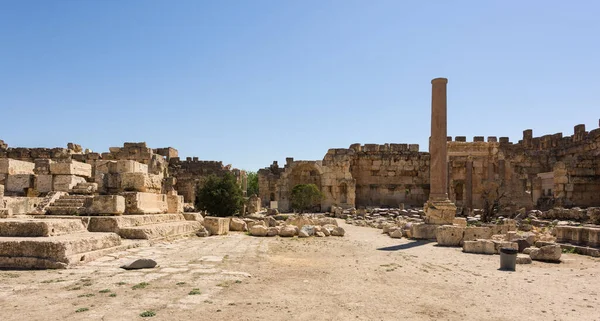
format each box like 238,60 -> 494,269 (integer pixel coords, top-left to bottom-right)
424,198 -> 457,225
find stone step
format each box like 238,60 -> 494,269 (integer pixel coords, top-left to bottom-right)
87,214 -> 188,233
60,195 -> 93,200
46,206 -> 86,215
52,199 -> 87,206
0,219 -> 87,237
0,232 -> 121,269
118,221 -> 202,240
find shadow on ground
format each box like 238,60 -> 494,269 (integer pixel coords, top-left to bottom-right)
377,240 -> 433,251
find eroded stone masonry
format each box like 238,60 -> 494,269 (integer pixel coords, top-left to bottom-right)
259,121 -> 600,213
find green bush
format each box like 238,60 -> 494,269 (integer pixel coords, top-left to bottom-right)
195,173 -> 244,217
291,184 -> 324,213
246,171 -> 259,196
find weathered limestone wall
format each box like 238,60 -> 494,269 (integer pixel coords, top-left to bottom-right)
348,143 -> 428,208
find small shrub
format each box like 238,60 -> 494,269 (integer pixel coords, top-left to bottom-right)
99,289 -> 111,293
132,282 -> 149,290
140,311 -> 156,317
75,307 -> 89,313
188,288 -> 202,295
109,293 -> 117,297
291,184 -> 324,212
116,281 -> 126,286
77,293 -> 95,298
176,282 -> 186,286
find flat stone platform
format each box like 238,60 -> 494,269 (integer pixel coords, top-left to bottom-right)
87,214 -> 202,240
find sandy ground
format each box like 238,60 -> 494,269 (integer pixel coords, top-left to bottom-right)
1,220 -> 599,321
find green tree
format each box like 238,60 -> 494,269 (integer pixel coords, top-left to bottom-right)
195,173 -> 244,217
246,171 -> 259,196
291,184 -> 324,213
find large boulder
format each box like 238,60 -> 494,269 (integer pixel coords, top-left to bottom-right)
267,226 -> 280,237
300,225 -> 315,237
249,224 -> 268,237
286,216 -> 315,229
436,225 -> 464,247
529,244 -> 562,262
279,225 -> 298,237
316,217 -> 338,226
331,226 -> 345,237
390,229 -> 403,239
229,217 -> 247,232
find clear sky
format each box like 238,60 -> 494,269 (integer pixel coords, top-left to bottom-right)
1,1 -> 599,171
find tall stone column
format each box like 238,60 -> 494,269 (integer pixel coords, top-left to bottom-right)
424,78 -> 456,226
430,78 -> 449,200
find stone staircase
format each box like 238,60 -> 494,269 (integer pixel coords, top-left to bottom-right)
87,213 -> 202,241
46,195 -> 93,215
0,218 -> 128,269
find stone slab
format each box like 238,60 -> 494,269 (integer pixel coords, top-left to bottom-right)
53,175 -> 87,192
121,173 -> 162,193
0,159 -> 35,175
121,192 -> 168,214
50,160 -> 92,178
35,174 -> 53,193
5,174 -> 34,193
463,226 -> 493,243
118,221 -> 202,240
0,232 -> 121,269
0,219 -> 87,237
436,225 -> 465,246
410,223 -> 439,240
87,195 -> 125,215
463,240 -> 496,255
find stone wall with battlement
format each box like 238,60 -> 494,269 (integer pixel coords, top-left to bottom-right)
260,120 -> 600,213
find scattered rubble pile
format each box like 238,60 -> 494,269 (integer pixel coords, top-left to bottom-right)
337,205 -> 600,260
195,213 -> 345,238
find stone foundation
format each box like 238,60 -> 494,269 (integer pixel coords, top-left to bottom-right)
122,192 -> 168,214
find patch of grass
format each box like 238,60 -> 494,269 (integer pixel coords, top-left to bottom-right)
562,248 -> 577,254
132,282 -> 149,290
0,272 -> 20,278
82,282 -> 93,287
234,280 -> 242,284
77,293 -> 95,298
116,281 -> 127,286
98,289 -> 111,293
109,293 -> 117,297
140,310 -> 156,317
176,282 -> 186,286
188,288 -> 202,295
75,307 -> 89,313
69,286 -> 82,291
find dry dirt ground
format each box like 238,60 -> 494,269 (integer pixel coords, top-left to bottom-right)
1,220 -> 599,321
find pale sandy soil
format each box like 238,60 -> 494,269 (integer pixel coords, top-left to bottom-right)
1,220 -> 599,321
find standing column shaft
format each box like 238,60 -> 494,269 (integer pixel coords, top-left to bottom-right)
430,77 -> 449,200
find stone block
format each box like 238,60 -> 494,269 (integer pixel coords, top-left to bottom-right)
463,240 -> 495,254
6,174 -> 34,193
492,241 -> 518,254
88,195 -> 125,215
411,223 -> 439,239
50,160 -> 92,177
34,159 -> 53,175
121,192 -> 168,214
53,175 -> 87,192
529,244 -> 562,262
167,194 -> 184,213
436,225 -> 465,246
203,217 -> 230,235
121,173 -> 162,193
425,199 -> 456,225
0,159 -> 35,175
116,160 -> 148,174
463,226 -> 493,243
35,174 -> 53,193
453,217 -> 467,227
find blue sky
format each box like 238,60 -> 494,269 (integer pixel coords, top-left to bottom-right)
1,1 -> 598,171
